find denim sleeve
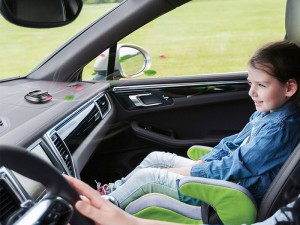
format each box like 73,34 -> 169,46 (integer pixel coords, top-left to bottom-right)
191,121 -> 289,180
200,133 -> 239,161
201,112 -> 258,162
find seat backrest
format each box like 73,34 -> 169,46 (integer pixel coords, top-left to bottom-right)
258,0 -> 300,219
285,0 -> 300,41
257,141 -> 300,221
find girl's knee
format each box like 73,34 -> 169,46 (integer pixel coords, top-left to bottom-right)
133,168 -> 158,180
145,151 -> 165,162
142,151 -> 179,168
147,151 -> 162,158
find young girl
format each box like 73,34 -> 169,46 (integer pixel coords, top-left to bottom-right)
98,40 -> 300,209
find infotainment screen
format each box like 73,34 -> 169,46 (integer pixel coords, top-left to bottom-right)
12,144 -> 54,201
30,144 -> 54,166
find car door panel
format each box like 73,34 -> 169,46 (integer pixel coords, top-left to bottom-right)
109,74 -> 254,149
81,73 -> 255,186
126,89 -> 253,148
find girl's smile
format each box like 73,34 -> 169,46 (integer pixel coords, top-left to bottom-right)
247,65 -> 297,112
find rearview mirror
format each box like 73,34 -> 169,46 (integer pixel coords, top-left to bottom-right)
0,0 -> 82,28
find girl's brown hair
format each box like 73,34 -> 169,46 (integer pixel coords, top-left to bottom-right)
249,41 -> 300,102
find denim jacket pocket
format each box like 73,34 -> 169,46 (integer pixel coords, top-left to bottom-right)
223,141 -> 240,156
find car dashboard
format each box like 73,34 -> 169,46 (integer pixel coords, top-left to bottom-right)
0,78 -> 113,224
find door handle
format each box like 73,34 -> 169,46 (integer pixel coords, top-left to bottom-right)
129,93 -> 162,107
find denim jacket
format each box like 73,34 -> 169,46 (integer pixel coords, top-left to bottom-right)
187,100 -> 300,204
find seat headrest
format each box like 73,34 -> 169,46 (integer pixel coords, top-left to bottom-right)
285,0 -> 300,43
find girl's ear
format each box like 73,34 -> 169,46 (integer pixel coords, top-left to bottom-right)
286,79 -> 298,97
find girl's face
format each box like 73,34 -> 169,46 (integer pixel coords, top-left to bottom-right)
247,65 -> 296,112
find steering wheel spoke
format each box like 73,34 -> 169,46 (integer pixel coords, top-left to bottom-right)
0,145 -> 93,225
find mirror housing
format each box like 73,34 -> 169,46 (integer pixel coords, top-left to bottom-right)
93,44 -> 152,80
0,0 -> 82,28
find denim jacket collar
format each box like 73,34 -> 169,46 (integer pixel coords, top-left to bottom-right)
262,100 -> 299,120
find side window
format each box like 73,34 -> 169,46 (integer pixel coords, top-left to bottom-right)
82,0 -> 285,81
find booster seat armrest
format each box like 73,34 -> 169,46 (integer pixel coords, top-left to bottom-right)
125,193 -> 202,221
179,177 -> 257,225
187,145 -> 212,160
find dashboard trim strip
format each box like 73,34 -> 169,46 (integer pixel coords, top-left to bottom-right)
43,92 -> 111,178
112,80 -> 248,93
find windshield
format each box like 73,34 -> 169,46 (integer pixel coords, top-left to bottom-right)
0,3 -> 116,81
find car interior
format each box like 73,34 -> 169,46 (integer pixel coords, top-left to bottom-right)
0,0 -> 299,224
124,1 -> 300,224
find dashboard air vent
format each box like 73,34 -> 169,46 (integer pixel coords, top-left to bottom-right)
51,134 -> 75,176
0,179 -> 21,223
96,94 -> 110,118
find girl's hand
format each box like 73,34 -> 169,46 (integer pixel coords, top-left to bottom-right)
64,175 -> 137,225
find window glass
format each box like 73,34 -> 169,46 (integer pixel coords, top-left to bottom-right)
82,0 -> 285,81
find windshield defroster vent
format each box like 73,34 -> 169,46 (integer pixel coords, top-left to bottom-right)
95,94 -> 111,118
51,133 -> 75,177
0,179 -> 21,223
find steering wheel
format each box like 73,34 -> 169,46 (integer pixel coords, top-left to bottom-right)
0,145 -> 94,225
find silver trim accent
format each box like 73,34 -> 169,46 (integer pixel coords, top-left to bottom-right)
14,197 -> 73,225
113,80 -> 248,93
43,134 -> 76,178
129,93 -> 162,107
0,167 -> 29,203
44,92 -> 111,178
95,93 -> 112,118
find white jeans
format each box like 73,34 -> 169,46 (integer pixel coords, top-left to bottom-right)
109,151 -> 194,209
